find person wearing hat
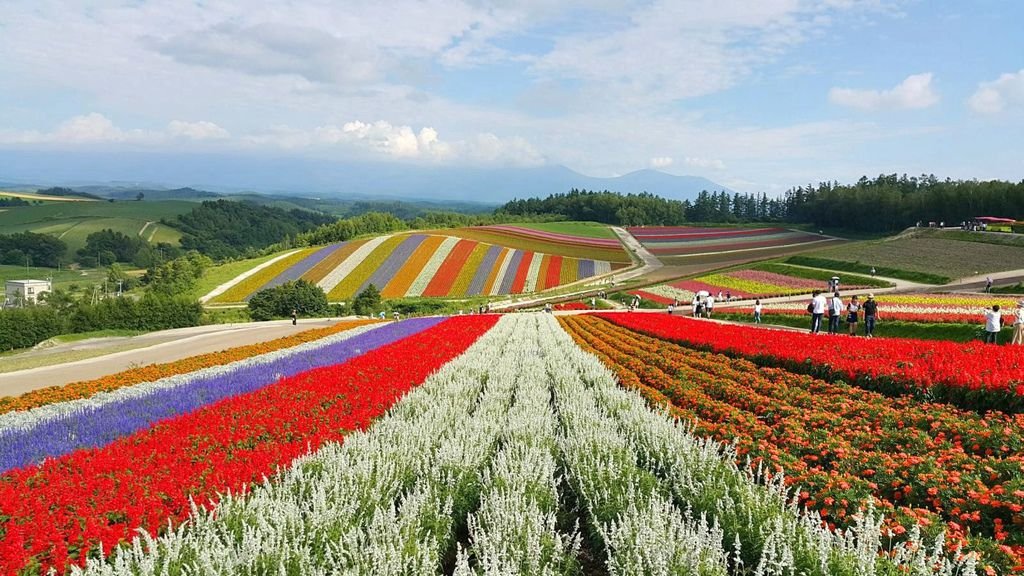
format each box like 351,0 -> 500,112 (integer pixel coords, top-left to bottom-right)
1012,301 -> 1024,345
862,294 -> 878,337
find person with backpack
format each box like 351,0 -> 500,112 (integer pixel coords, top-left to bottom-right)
827,291 -> 843,334
862,294 -> 878,337
808,290 -> 826,334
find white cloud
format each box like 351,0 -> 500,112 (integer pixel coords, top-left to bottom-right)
0,113 -> 156,144
684,156 -> 726,170
649,156 -> 674,168
829,73 -> 939,111
968,69 -> 1024,114
168,120 -> 230,140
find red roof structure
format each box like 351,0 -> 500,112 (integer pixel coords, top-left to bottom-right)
973,216 -> 1017,223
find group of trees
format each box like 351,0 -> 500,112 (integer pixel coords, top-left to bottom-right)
247,280 -> 330,321
498,189 -> 689,226
0,232 -> 67,267
0,294 -> 202,350
172,200 -> 335,260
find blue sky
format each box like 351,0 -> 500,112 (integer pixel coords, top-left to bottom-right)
0,0 -> 1022,194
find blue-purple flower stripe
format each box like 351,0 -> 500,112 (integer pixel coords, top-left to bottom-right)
252,242 -> 347,296
0,317 -> 444,474
497,250 -> 524,294
465,244 -> 502,296
578,259 -> 595,279
357,234 -> 426,295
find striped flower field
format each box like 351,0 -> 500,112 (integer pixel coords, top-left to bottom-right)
627,226 -> 829,257
210,233 -> 624,303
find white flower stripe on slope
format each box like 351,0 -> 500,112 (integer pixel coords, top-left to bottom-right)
406,236 -> 460,297
199,249 -> 301,303
594,260 -> 612,275
317,234 -> 393,294
488,249 -> 516,296
644,284 -> 696,301
0,323 -> 382,434
522,251 -> 544,293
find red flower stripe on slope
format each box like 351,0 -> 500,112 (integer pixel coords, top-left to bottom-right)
422,239 -> 478,297
0,316 -> 498,576
509,251 -> 534,294
596,312 -> 1024,413
544,255 -> 563,291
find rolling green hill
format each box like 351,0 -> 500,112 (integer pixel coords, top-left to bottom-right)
0,200 -> 192,253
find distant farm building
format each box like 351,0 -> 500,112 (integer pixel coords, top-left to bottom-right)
4,279 -> 52,306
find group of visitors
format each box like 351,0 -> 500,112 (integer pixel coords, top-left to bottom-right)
807,290 -> 878,337
690,294 -> 715,318
984,302 -> 1024,345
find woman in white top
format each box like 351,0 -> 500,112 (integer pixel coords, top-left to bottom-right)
846,295 -> 860,336
1012,301 -> 1024,345
753,299 -> 762,323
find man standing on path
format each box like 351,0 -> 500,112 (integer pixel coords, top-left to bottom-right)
984,305 -> 1002,344
809,290 -> 826,334
291,309 -> 297,326
828,291 -> 843,334
862,294 -> 878,337
705,294 -> 715,318
986,276 -> 993,293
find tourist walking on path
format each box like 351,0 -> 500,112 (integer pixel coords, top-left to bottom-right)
862,294 -> 878,337
986,276 -> 993,293
809,290 -> 826,334
753,299 -> 762,324
1012,301 -> 1024,345
705,294 -> 715,318
828,292 -> 843,334
983,305 -> 1002,344
291,309 -> 297,326
846,295 -> 860,336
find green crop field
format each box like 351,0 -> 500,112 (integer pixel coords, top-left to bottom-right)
0,264 -> 106,291
190,253 -> 282,300
513,221 -> 618,239
799,236 -> 1024,281
0,200 -> 192,253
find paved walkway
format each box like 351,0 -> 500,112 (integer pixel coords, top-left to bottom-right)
942,268 -> 1024,292
0,318 -> 346,397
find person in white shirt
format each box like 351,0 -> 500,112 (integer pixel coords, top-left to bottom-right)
753,299 -> 763,323
691,296 -> 699,317
705,295 -> 715,318
827,292 -> 843,334
984,305 -> 1002,344
1012,301 -> 1024,345
810,290 -> 827,333
846,295 -> 860,336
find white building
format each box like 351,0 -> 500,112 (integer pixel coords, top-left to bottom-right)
5,279 -> 52,306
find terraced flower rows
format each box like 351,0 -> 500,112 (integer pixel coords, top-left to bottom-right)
560,314 -> 1023,573
627,226 -> 830,257
633,268 -> 882,304
0,314 -> 975,575
212,233 -> 623,303
446,224 -> 631,263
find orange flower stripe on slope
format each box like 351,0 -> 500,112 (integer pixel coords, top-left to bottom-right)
481,247 -> 511,295
447,242 -> 490,297
302,239 -> 369,285
214,248 -> 318,303
328,235 -> 408,300
422,239 -> 477,297
535,254 -> 552,291
0,319 -> 381,415
381,235 -> 446,298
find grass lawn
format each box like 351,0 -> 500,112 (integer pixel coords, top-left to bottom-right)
715,312 -> 1017,344
190,253 -> 282,300
513,221 -> 618,239
915,228 -> 1024,248
795,236 -> 1024,282
0,264 -> 106,290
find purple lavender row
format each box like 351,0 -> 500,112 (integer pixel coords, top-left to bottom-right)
497,250 -> 524,294
0,317 -> 443,474
257,242 -> 347,294
578,258 -> 595,279
358,234 -> 425,295
466,244 -> 502,296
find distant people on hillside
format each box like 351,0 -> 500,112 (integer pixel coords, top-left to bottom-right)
809,290 -> 826,334
862,294 -> 878,337
984,305 -> 1002,344
828,291 -> 843,334
667,303 -> 674,315
846,295 -> 860,336
986,276 -> 993,293
870,267 -> 876,277
753,299 -> 762,324
1013,301 -> 1024,345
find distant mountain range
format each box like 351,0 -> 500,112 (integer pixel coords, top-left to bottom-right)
0,150 -> 730,203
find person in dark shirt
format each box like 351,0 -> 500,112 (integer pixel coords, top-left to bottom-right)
862,295 -> 878,337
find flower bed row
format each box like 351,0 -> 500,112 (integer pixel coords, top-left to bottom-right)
0,319 -> 379,415
0,315 -> 498,575
597,312 -> 1024,412
745,302 -> 1022,326
0,320 -> 437,473
560,315 -> 1024,573
59,315 -> 971,576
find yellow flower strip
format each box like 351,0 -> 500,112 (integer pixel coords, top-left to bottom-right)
302,240 -> 369,285
560,257 -> 579,284
535,254 -> 552,291
881,294 -> 1017,307
694,273 -> 807,297
214,248 -> 319,303
446,242 -> 491,297
328,235 -> 409,300
481,247 -> 511,295
381,235 -> 446,298
0,319 -> 380,415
